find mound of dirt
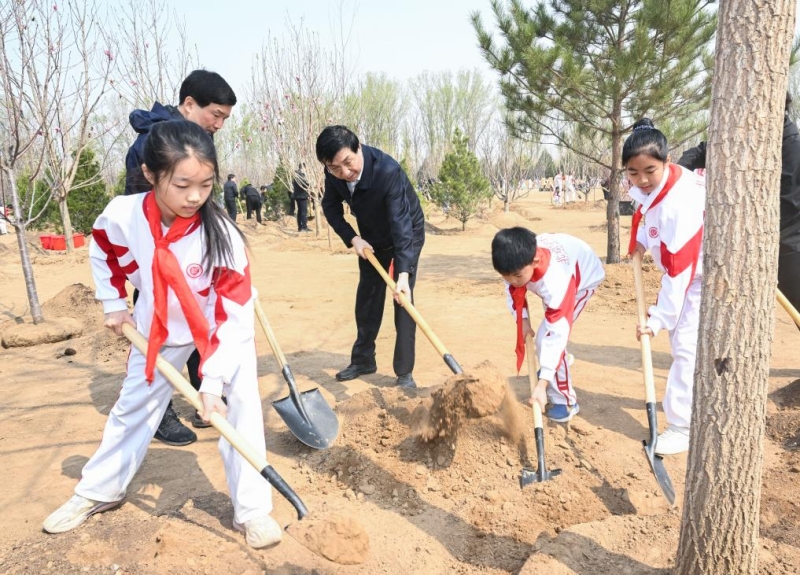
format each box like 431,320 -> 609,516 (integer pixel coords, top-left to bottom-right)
413,361 -> 516,441
286,513 -> 369,565
42,283 -> 102,323
593,260 -> 661,314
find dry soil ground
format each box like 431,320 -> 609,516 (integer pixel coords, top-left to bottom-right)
0,191 -> 798,574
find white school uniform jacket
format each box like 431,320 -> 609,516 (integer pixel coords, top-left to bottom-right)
504,233 -> 605,381
90,192 -> 254,397
628,164 -> 706,337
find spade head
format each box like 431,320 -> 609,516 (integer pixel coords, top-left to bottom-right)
642,440 -> 676,505
273,388 -> 339,449
520,465 -> 562,488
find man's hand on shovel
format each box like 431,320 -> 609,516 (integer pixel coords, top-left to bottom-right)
393,273 -> 411,304
351,236 -> 374,259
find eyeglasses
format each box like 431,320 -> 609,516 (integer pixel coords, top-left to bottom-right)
326,157 -> 355,175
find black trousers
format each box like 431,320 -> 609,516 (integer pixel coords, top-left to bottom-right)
296,199 -> 309,230
779,251 -> 800,326
224,199 -> 237,221
287,192 -> 296,216
351,241 -> 424,376
132,288 -> 202,391
246,197 -> 262,223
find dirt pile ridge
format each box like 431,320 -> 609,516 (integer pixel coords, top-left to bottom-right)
286,513 -> 369,565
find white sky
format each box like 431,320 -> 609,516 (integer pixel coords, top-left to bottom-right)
168,0 -> 498,98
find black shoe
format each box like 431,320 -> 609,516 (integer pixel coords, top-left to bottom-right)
191,410 -> 212,429
396,373 -> 417,389
154,404 -> 197,446
335,363 -> 377,381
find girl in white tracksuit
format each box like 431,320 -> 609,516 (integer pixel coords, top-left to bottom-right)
624,118 -> 706,456
43,121 -> 282,549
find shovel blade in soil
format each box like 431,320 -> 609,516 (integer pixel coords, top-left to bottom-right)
273,388 -> 339,450
520,465 -> 562,487
642,442 -> 676,505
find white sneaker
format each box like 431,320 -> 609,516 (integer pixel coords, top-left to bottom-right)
233,515 -> 282,549
655,425 -> 690,456
42,494 -> 122,534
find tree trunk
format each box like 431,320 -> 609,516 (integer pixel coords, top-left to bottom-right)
674,0 -> 795,573
6,169 -> 44,324
606,123 -> 622,264
58,195 -> 75,254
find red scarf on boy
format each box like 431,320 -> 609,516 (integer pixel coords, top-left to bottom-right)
144,192 -> 209,383
508,248 -> 550,373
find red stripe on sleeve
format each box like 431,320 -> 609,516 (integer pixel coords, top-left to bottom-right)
660,226 -> 703,279
213,263 -> 252,306
91,227 -> 134,298
544,274 -> 577,329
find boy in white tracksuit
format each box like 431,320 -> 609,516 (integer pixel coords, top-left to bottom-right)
492,228 -> 605,422
625,118 -> 706,455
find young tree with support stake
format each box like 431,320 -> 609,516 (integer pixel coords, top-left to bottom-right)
472,0 -> 716,263
674,0 -> 795,572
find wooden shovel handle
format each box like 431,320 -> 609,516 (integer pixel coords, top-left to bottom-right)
363,248 -> 451,360
254,298 -> 288,370
121,323 -> 270,474
777,289 -> 800,328
525,332 -> 544,428
632,252 -> 657,404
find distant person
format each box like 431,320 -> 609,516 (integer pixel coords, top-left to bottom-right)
243,183 -> 263,224
292,164 -> 311,232
318,125 -> 425,388
553,172 -> 563,205
122,69 -> 237,446
0,205 -> 9,235
627,118 -> 706,456
492,227 -> 604,422
223,174 -> 238,221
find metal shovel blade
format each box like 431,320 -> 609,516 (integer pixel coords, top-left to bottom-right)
272,366 -> 339,449
520,427 -> 562,487
642,403 -> 676,505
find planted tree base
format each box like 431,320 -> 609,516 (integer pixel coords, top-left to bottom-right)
1,317 -> 83,348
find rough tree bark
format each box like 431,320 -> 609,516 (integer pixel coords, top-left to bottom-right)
674,0 -> 795,573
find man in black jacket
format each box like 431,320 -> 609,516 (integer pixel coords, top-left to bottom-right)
292,165 -> 311,232
223,174 -> 239,221
243,182 -> 264,224
318,125 -> 425,388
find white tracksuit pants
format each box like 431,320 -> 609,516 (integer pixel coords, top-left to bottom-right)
663,277 -> 702,429
75,342 -> 272,524
537,287 -> 596,407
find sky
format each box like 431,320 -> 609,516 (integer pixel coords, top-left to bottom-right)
168,0 -> 499,98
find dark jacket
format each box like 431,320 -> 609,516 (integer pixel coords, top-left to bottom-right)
223,180 -> 239,202
677,116 -> 800,254
292,170 -> 309,201
676,141 -> 707,172
124,102 -> 184,195
322,145 -> 425,274
780,114 -> 800,254
243,184 -> 262,201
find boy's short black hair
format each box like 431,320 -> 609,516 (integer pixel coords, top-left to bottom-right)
179,70 -> 237,107
227,173 -> 235,180
491,227 -> 538,274
315,125 -> 360,164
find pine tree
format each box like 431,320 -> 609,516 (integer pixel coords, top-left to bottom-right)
431,129 -> 492,231
473,0 -> 716,263
41,149 -> 109,235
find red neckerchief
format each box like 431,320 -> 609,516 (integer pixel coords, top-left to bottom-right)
144,192 -> 209,383
627,163 -> 681,256
509,247 -> 551,372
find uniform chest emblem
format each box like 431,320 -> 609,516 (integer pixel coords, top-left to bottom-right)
648,227 -> 659,239
186,263 -> 203,278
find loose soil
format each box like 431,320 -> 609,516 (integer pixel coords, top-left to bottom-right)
1,192 -> 799,574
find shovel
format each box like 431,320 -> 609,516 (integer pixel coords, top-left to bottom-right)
254,298 -> 339,450
364,249 -> 463,375
777,289 -> 800,328
121,323 -> 309,520
520,332 -> 562,487
632,252 -> 676,506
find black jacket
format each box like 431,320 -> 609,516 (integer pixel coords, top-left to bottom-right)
292,170 -> 309,201
223,180 -> 238,202
243,184 -> 262,201
124,102 -> 183,195
676,141 -> 707,172
322,145 -> 425,274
